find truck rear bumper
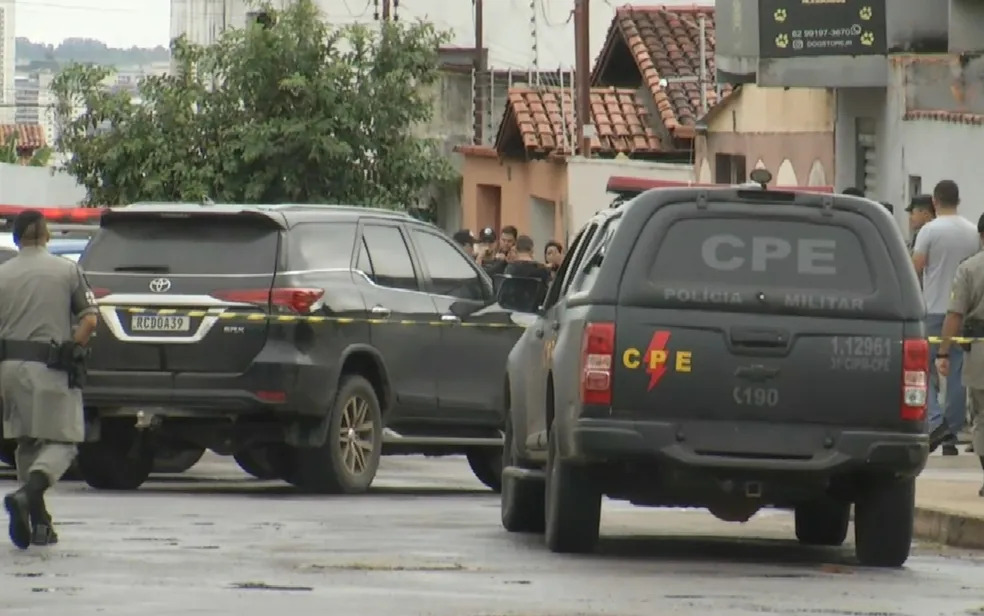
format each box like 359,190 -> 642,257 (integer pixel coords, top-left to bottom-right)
569,418 -> 928,478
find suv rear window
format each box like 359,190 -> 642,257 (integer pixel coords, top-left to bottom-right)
82,218 -> 279,275
652,218 -> 873,293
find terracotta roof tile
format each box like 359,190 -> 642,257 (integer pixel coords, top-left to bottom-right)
496,86 -> 663,156
592,5 -> 733,138
0,124 -> 47,151
903,110 -> 984,125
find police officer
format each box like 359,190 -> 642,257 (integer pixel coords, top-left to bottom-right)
0,210 -> 99,549
935,241 -> 984,497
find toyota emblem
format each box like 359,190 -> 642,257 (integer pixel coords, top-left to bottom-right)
149,278 -> 172,293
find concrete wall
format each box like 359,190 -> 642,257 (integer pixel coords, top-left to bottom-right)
459,153 -> 567,246
716,0 -> 950,87
566,158 -> 693,239
833,56 -> 984,235
899,119 -> 984,228
0,163 -> 86,207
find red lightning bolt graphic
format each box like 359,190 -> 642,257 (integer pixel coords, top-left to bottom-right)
645,331 -> 671,391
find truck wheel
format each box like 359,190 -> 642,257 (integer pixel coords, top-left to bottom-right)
234,446 -> 281,480
466,448 -> 502,492
291,375 -> 383,494
501,416 -> 545,533
854,478 -> 915,567
544,427 -> 601,553
153,447 -> 205,474
77,421 -> 154,491
794,500 -> 850,546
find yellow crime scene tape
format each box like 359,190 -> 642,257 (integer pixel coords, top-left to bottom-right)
102,305 -> 526,329
97,307 -> 984,340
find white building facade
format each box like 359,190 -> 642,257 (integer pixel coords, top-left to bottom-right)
14,69 -> 55,146
0,0 -> 15,125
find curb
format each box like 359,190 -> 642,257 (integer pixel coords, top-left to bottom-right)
913,506 -> 984,550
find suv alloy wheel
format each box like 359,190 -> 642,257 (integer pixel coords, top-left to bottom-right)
289,375 -> 383,494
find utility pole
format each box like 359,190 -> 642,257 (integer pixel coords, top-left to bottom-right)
474,0 -> 486,144
574,0 -> 592,156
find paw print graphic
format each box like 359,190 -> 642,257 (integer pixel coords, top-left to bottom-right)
860,31 -> 875,46
775,33 -> 789,48
773,7 -> 786,22
859,6 -> 873,20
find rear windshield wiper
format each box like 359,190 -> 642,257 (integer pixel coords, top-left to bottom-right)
113,265 -> 171,273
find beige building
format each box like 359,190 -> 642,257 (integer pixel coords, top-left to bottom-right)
694,84 -> 835,188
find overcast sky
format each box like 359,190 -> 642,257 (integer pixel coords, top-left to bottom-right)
16,0 -> 705,68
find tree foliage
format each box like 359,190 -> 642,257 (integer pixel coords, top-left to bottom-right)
51,0 -> 454,208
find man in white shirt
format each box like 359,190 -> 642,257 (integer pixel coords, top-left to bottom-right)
913,180 -> 980,454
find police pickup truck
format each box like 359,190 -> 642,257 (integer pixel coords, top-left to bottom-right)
501,170 -> 929,568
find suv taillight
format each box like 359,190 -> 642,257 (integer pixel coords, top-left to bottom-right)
901,338 -> 929,421
211,288 -> 324,314
580,322 -> 615,405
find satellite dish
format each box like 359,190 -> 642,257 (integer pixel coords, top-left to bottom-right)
749,168 -> 773,189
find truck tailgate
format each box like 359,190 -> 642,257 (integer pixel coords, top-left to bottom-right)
612,309 -> 906,430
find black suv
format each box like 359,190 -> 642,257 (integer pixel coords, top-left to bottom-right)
78,203 -> 530,492
500,182 -> 929,567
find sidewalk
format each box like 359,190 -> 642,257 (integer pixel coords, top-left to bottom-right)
914,452 -> 984,549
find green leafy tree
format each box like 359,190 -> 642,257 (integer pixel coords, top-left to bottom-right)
51,0 -> 453,207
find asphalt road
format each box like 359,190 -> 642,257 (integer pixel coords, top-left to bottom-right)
1,455 -> 983,616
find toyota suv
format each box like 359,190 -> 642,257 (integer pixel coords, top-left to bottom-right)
500,178 -> 929,568
78,203 -> 531,492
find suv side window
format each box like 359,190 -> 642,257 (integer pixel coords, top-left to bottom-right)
410,229 -> 487,301
361,224 -> 419,291
287,222 -> 357,269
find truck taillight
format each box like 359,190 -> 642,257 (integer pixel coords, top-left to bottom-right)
211,288 -> 324,314
901,338 -> 929,421
580,322 -> 615,405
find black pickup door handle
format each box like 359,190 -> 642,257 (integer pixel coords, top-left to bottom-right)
728,327 -> 789,348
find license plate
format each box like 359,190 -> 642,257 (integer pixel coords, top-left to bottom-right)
131,315 -> 191,332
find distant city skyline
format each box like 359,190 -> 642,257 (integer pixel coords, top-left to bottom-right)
17,0 -> 171,48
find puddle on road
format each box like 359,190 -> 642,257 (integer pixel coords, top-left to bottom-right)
229,582 -> 313,592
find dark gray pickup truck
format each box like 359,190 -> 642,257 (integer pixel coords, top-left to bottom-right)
501,180 -> 929,568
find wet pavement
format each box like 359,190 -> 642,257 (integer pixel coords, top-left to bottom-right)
2,455 -> 984,616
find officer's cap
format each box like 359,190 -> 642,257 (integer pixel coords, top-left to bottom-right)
478,227 -> 496,243
906,194 -> 934,213
11,209 -> 45,245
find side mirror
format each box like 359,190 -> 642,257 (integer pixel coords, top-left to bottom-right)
449,300 -> 481,318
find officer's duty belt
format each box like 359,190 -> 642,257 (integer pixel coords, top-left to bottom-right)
0,339 -> 54,363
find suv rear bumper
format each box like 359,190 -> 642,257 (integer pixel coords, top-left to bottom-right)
566,418 -> 928,478
84,359 -> 335,417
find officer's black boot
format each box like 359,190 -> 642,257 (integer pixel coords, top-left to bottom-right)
929,421 -> 952,454
30,495 -> 58,546
3,471 -> 48,550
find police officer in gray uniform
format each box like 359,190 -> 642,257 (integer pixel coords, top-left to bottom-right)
0,210 -> 99,549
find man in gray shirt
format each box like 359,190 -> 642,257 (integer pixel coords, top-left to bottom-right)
913,180 -> 980,453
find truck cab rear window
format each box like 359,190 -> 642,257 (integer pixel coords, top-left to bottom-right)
651,218 -> 873,293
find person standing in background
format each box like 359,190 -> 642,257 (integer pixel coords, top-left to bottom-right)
913,180 -> 980,455
932,246 -> 984,495
906,195 -> 936,254
544,241 -> 563,275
